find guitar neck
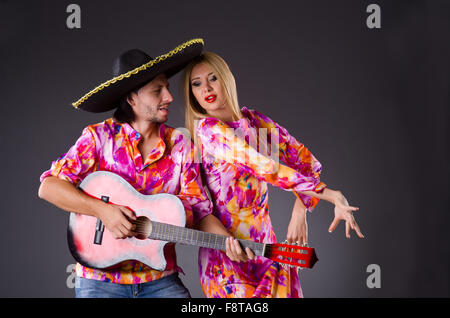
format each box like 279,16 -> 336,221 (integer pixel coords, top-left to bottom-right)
148,221 -> 266,257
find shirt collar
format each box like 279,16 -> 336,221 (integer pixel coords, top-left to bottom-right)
114,119 -> 168,167
118,120 -> 166,142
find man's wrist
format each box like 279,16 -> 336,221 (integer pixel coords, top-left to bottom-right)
85,195 -> 108,219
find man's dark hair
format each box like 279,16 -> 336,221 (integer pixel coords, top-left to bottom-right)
113,95 -> 135,124
113,79 -> 152,124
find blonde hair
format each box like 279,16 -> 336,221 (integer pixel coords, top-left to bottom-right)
183,52 -> 242,138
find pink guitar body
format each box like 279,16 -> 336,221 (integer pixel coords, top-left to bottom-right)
68,171 -> 186,271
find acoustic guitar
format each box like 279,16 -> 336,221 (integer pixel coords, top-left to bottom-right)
68,171 -> 318,271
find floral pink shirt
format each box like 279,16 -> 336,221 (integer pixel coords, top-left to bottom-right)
40,118 -> 212,284
196,107 -> 326,297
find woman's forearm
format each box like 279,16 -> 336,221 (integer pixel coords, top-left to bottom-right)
300,188 -> 343,205
292,197 -> 307,215
195,214 -> 231,237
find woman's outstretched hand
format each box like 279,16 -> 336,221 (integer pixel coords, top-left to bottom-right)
329,191 -> 364,238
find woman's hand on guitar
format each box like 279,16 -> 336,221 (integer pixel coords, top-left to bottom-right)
225,237 -> 255,262
97,204 -> 137,239
329,191 -> 364,238
287,198 -> 308,245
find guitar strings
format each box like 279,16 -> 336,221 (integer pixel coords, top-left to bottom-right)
119,219 -> 308,267
128,220 -> 264,255
132,221 -> 305,250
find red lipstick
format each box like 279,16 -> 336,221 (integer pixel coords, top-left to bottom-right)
205,94 -> 216,103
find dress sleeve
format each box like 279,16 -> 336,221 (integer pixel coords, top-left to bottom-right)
244,109 -> 326,211
39,127 -> 98,186
173,132 -> 212,227
197,117 -> 324,204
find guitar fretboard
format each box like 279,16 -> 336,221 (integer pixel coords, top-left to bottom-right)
148,221 -> 266,257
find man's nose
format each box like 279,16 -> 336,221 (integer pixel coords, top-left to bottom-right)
163,87 -> 174,103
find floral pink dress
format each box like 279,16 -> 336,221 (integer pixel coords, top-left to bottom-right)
196,107 -> 326,298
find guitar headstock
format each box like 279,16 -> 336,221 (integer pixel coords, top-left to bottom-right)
264,242 -> 318,269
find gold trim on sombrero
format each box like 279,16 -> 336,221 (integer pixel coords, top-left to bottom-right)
72,38 -> 204,109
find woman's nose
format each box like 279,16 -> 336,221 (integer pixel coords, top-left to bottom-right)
203,83 -> 212,93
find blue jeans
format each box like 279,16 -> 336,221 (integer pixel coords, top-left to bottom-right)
75,274 -> 191,298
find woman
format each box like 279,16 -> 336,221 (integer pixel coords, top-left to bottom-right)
183,52 -> 363,298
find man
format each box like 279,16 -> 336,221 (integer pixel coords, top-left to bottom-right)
38,39 -> 251,298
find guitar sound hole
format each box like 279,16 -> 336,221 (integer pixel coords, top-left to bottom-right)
133,216 -> 152,240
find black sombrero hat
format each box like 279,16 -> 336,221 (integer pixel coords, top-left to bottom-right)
72,38 -> 204,113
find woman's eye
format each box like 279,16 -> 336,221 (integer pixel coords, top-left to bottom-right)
192,82 -> 201,87
209,75 -> 217,82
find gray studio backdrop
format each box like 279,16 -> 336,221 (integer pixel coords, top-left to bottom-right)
0,0 -> 448,297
